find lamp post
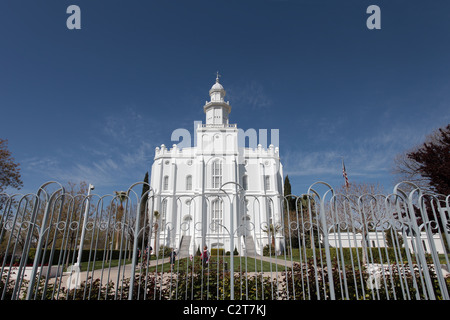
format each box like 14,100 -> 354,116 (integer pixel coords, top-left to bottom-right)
75,184 -> 94,268
67,184 -> 94,290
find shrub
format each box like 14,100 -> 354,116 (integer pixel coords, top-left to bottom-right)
0,269 -> 20,300
27,249 -> 126,266
157,246 -> 173,258
263,245 -> 275,256
281,257 -> 449,300
210,248 -> 225,257
168,258 -> 279,300
118,273 -> 167,300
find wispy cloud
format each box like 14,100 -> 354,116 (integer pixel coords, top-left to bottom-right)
22,156 -> 60,172
20,107 -> 161,193
282,150 -> 341,177
281,121 -> 431,187
227,81 -> 272,110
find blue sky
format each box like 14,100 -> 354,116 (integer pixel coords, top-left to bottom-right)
1,0 -> 450,196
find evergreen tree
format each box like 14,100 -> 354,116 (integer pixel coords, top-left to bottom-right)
138,172 -> 150,247
141,172 -> 150,197
284,175 -> 292,196
283,175 -> 295,211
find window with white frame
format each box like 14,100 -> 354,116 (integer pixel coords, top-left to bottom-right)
161,199 -> 168,226
265,175 -> 270,190
211,199 -> 223,232
267,200 -> 273,225
186,175 -> 192,190
163,175 -> 169,190
212,160 -> 222,189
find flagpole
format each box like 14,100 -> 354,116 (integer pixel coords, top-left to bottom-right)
342,158 -> 349,193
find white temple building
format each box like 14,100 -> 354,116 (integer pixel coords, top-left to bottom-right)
149,75 -> 284,256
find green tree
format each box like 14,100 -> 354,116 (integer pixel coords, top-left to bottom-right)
283,175 -> 295,211
152,210 -> 161,254
0,139 -> 23,193
394,123 -> 450,195
262,223 -> 282,250
283,175 -> 301,248
407,124 -> 450,195
114,191 -> 127,250
138,172 -> 150,247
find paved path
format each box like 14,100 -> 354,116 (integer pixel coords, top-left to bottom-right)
249,255 -> 294,268
48,255 -> 293,290
49,257 -> 171,290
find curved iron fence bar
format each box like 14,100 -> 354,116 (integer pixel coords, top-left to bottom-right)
25,182 -> 65,300
1,180 -> 449,301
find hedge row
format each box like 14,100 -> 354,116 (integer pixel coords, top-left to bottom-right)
25,249 -> 126,266
288,247 -> 409,265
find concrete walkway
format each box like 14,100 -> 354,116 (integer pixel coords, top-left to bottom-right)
47,255 -> 293,291
48,257 -> 171,290
248,255 -> 294,268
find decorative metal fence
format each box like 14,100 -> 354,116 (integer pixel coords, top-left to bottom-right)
0,181 -> 449,300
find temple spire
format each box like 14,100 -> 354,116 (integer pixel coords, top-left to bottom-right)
216,71 -> 221,83
204,73 -> 231,125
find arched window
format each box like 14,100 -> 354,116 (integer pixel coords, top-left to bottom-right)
212,160 -> 222,188
163,175 -> 169,190
186,175 -> 192,190
211,199 -> 223,233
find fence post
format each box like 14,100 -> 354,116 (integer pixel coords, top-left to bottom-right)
229,198 -> 235,300
407,191 -> 436,300
128,199 -> 141,300
319,196 -> 335,300
13,194 -> 40,300
309,182 -> 335,300
25,188 -> 61,300
75,184 -> 94,267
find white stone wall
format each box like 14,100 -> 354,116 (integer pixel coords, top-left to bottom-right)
149,139 -> 283,254
328,231 -> 446,254
149,78 -> 284,255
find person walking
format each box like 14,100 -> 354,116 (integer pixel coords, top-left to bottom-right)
200,245 -> 209,267
169,248 -> 177,269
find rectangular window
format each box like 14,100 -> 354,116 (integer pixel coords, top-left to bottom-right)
268,201 -> 273,225
161,199 -> 167,226
265,175 -> 270,190
211,200 -> 223,233
163,176 -> 169,190
212,160 -> 222,188
213,177 -> 221,188
186,175 -> 192,190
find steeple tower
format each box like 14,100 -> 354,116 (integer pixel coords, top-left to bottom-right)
204,73 -> 231,125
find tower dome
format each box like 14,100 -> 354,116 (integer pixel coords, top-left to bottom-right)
209,72 -> 226,98
204,72 -> 231,125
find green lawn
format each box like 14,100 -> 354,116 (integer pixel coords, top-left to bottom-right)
73,256 -> 288,273
74,249 -> 449,273
147,256 -> 290,273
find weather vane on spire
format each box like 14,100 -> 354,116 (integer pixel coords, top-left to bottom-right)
216,71 -> 221,82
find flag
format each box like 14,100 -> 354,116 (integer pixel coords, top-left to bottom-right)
342,159 -> 350,189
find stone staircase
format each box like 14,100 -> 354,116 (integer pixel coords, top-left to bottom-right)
244,235 -> 258,257
178,235 -> 191,258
